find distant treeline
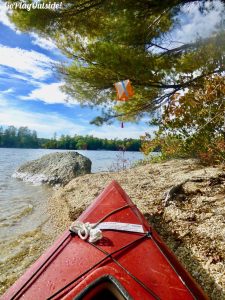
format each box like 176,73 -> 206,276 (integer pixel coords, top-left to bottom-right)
0,126 -> 141,151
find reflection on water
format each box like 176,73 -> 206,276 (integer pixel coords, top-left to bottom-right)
0,148 -> 144,294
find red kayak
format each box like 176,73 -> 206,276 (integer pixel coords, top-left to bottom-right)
2,180 -> 208,300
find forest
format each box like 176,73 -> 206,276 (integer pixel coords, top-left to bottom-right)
0,126 -> 141,151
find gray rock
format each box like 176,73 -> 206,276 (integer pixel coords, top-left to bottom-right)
13,152 -> 92,186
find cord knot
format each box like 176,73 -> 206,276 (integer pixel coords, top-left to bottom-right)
69,221 -> 102,243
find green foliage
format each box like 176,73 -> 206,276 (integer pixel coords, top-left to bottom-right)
6,0 -> 225,123
0,126 -> 39,148
141,75 -> 225,164
0,126 -> 141,151
49,134 -> 142,151
4,1 -> 225,165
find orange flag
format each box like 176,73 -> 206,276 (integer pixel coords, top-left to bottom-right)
114,79 -> 134,101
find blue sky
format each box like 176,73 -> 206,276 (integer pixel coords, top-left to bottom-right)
0,1 -> 223,138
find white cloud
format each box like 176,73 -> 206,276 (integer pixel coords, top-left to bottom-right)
0,0 -> 19,32
9,74 -> 28,81
1,87 -> 14,94
7,73 -> 43,87
21,82 -> 78,105
172,1 -> 224,44
0,44 -> 55,79
0,106 -> 86,137
0,97 -> 154,138
30,33 -> 57,50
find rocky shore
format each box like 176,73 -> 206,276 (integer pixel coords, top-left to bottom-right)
48,159 -> 225,300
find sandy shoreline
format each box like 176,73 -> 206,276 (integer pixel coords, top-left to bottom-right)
48,159 -> 225,299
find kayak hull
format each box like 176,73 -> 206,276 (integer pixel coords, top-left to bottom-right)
2,180 -> 208,300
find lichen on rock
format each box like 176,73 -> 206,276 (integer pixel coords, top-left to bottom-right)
13,151 -> 92,186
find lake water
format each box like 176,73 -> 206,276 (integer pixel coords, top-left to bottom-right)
0,148 -> 144,294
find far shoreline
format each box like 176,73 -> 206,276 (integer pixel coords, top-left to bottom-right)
0,125 -> 143,152
0,147 -> 142,152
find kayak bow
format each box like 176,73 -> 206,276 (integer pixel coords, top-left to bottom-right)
2,180 -> 208,300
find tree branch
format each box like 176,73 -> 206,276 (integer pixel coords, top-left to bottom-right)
59,0 -> 106,17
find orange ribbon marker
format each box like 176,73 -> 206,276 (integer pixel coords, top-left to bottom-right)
114,80 -> 134,128
114,79 -> 134,101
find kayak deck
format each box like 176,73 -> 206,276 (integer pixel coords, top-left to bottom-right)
2,181 -> 208,300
